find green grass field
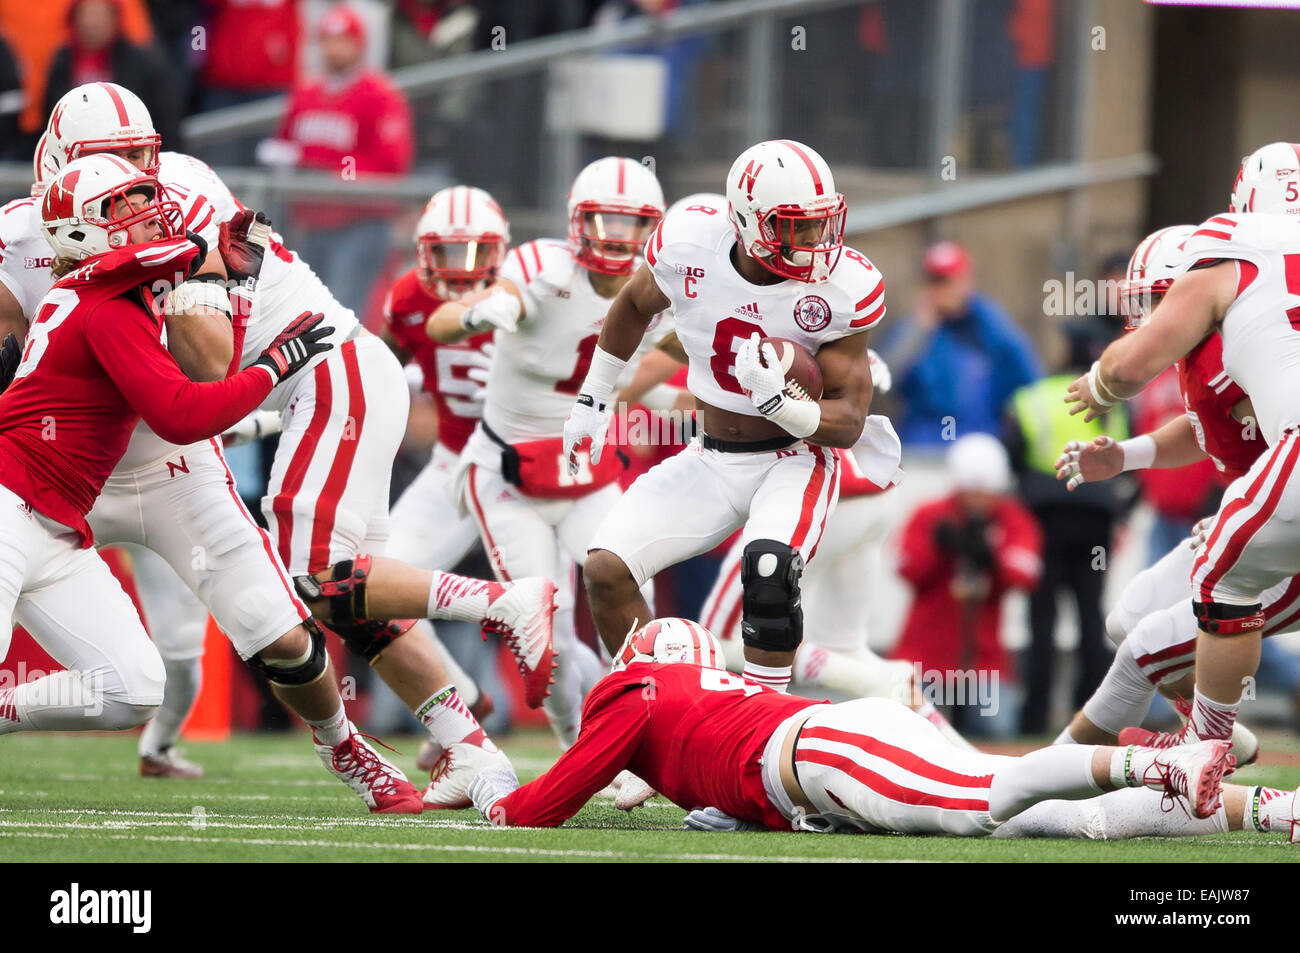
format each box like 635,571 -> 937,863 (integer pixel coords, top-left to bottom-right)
2,729 -> 1299,862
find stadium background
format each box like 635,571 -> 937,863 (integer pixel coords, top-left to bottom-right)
0,0 -> 1296,744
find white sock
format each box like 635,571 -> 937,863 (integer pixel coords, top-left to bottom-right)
427,572 -> 505,621
1246,786 -> 1293,834
1053,726 -> 1079,744
306,701 -> 350,747
743,662 -> 791,693
1080,640 -> 1158,737
139,657 -> 202,756
988,745 -> 1103,822
416,684 -> 494,750
1109,745 -> 1166,789
1191,688 -> 1238,741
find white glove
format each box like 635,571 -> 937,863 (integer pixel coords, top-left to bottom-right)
563,396 -> 612,473
683,806 -> 760,832
464,340 -> 495,402
221,410 -> 283,447
867,348 -> 892,394
467,757 -> 520,822
461,289 -> 521,334
733,333 -> 787,414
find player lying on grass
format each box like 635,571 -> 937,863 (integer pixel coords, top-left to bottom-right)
451,618 -> 1254,836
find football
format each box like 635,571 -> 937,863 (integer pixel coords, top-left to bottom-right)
762,336 -> 824,401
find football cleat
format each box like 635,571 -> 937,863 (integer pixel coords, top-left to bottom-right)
139,747 -> 204,779
1144,740 -> 1235,820
424,741 -> 511,810
415,691 -> 496,773
481,578 -> 558,709
315,722 -> 424,814
1119,696 -> 1256,767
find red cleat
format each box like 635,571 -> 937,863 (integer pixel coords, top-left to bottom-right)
481,578 -> 558,708
314,723 -> 424,814
1143,740 -> 1235,819
139,748 -> 204,779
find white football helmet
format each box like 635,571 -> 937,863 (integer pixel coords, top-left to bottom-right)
567,157 -> 664,275
41,154 -> 179,262
1230,142 -> 1300,215
665,192 -> 728,221
612,618 -> 725,672
725,139 -> 846,283
414,185 -> 510,300
44,82 -> 160,179
31,133 -> 52,197
1119,224 -> 1195,329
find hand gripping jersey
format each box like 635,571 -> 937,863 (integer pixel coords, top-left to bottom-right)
1180,212 -> 1300,445
382,267 -> 491,454
484,238 -> 672,443
1175,333 -> 1262,480
644,202 -> 885,416
156,151 -> 361,376
0,240 -> 274,544
491,661 -> 824,828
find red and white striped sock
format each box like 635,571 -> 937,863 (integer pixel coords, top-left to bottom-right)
743,662 -> 791,693
1190,688 -> 1238,741
306,702 -> 350,747
1246,786 -> 1293,834
417,684 -> 495,751
427,572 -> 506,622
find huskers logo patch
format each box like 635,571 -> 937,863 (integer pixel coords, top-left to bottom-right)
794,295 -> 831,332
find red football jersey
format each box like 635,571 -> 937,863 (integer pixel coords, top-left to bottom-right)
0,240 -> 275,546
382,268 -> 491,454
1176,333 -> 1262,480
492,662 -> 825,829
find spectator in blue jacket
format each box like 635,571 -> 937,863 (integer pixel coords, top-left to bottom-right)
878,241 -> 1042,446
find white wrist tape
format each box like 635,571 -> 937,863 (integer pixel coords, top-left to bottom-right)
166,279 -> 232,317
766,394 -> 822,439
1119,433 -> 1157,471
1087,361 -> 1118,408
639,383 -> 682,412
578,346 -> 628,406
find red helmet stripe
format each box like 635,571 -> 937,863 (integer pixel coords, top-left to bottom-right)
447,190 -> 455,226
617,158 -> 626,194
777,140 -> 824,196
464,186 -> 472,226
1291,143 -> 1300,172
100,83 -> 131,126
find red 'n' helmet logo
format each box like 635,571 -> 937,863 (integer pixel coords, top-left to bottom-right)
42,169 -> 80,222
737,160 -> 763,200
50,103 -> 65,140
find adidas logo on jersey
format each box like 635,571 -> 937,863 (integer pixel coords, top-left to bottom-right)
733,302 -> 762,318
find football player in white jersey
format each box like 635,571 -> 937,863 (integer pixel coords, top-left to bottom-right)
564,139 -> 884,692
1066,141 -> 1300,753
426,157 -> 674,748
25,83 -> 555,806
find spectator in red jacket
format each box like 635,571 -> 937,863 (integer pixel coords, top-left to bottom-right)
891,434 -> 1042,737
258,4 -> 415,316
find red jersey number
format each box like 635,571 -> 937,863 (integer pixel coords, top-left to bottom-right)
709,316 -> 764,395
555,334 -> 600,396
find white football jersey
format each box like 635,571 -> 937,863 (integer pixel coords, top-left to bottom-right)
158,152 -> 361,371
643,202 -> 885,416
1180,212 -> 1300,445
0,197 -> 51,319
482,238 -> 672,443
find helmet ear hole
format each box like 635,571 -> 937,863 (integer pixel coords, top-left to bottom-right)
68,229 -> 85,243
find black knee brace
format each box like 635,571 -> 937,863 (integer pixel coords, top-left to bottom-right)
250,619 -> 329,687
1193,600 -> 1265,636
740,540 -> 804,654
294,555 -> 415,662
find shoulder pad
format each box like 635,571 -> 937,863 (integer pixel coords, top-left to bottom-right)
503,239 -> 575,291
644,205 -> 729,268
822,246 -> 886,331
